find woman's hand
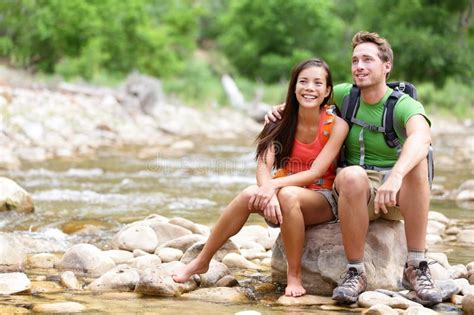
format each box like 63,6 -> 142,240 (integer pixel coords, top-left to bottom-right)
248,183 -> 277,211
264,104 -> 285,124
263,195 -> 283,225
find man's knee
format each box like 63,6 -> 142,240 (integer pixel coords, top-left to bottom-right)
335,166 -> 369,195
405,159 -> 428,184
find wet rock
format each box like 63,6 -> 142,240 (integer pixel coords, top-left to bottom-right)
200,260 -> 230,287
272,220 -> 407,295
56,243 -> 115,277
31,280 -> 62,294
158,234 -> 206,253
32,302 -> 86,313
0,306 -> 29,313
457,230 -> 474,244
0,177 -> 34,213
362,304 -> 397,315
28,253 -> 59,269
129,254 -> 161,270
449,264 -> 468,279
156,247 -> 183,263
103,249 -> 134,264
232,225 -> 279,250
0,233 -> 27,271
222,253 -> 259,270
134,267 -> 197,296
147,221 -> 193,246
276,294 -> 334,305
463,294 -> 474,315
87,265 -> 140,292
181,240 -> 239,263
112,224 -> 158,253
60,271 -> 80,290
215,275 -> 239,287
0,272 -> 31,294
404,306 -> 438,315
180,287 -> 249,303
358,291 -> 421,309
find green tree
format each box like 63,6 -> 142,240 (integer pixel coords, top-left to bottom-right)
217,0 -> 345,83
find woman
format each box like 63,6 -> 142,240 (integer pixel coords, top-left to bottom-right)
172,59 -> 348,297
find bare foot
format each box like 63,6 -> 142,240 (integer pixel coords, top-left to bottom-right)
285,274 -> 306,297
171,259 -> 209,283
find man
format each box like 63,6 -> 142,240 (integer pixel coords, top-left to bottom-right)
266,31 -> 441,305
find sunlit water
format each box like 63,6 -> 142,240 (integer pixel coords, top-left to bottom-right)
0,135 -> 472,313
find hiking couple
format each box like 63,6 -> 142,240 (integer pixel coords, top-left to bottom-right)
172,31 -> 442,305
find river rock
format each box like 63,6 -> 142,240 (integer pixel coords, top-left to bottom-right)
134,267 -> 197,296
449,264 -> 468,279
232,225 -> 279,250
27,253 -> 59,269
425,234 -> 442,245
31,280 -> 63,294
200,260 -> 230,287
129,254 -> 162,270
457,180 -> 474,201
103,249 -> 134,264
404,306 -> 438,315
56,243 -> 115,277
0,306 -> 29,313
276,294 -> 334,306
241,248 -> 270,260
167,217 -> 210,236
60,271 -> 80,290
0,233 -> 27,271
457,230 -> 474,244
429,262 -> 450,281
0,177 -> 34,213
232,239 -> 266,251
222,253 -> 259,270
446,226 -> 460,235
0,272 -> 31,294
147,221 -> 193,246
426,252 -> 450,268
437,279 -> 460,300
455,278 -> 473,295
158,234 -> 206,253
112,224 -> 158,253
32,302 -> 85,313
362,304 -> 398,315
427,220 -> 446,236
428,211 -> 450,225
133,249 -> 149,257
358,291 -> 421,309
156,247 -> 183,263
215,275 -> 239,287
87,265 -> 140,292
180,287 -> 249,303
181,240 -> 240,263
271,220 -> 407,295
463,294 -> 474,314
467,262 -> 474,272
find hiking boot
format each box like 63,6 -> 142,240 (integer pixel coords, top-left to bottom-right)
332,267 -> 367,304
402,260 -> 442,305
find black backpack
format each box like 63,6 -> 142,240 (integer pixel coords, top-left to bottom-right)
340,82 -> 434,186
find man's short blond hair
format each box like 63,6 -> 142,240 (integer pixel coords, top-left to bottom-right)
352,31 -> 393,64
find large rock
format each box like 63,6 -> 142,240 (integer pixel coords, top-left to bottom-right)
87,265 -> 140,292
0,177 -> 34,213
271,220 -> 407,295
112,224 -> 158,253
181,240 -> 240,263
134,267 -> 197,296
0,272 -> 31,294
0,233 -> 27,271
56,244 -> 115,277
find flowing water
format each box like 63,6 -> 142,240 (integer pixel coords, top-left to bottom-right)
0,135 -> 473,313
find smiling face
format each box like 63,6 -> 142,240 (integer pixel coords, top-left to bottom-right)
351,42 -> 392,89
294,66 -> 331,109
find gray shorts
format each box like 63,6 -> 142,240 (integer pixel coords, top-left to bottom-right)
265,188 -> 338,227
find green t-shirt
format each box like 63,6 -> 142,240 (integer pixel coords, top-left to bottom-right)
333,83 -> 430,167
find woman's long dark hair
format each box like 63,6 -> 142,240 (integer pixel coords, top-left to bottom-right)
255,58 -> 333,169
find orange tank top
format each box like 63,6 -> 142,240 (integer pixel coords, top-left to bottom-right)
279,105 -> 337,190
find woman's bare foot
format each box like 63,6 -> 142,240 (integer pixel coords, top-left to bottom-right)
171,259 -> 209,283
285,273 -> 306,297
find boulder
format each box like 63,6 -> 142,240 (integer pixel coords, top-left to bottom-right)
56,244 -> 115,277
112,224 -> 158,253
147,221 -> 192,246
271,220 -> 407,295
0,177 -> 34,213
0,233 -> 27,271
200,260 -> 230,287
134,267 -> 197,296
0,272 -> 31,294
158,234 -> 206,253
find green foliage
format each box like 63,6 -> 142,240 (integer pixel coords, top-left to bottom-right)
0,0 -> 202,79
217,0 -> 344,83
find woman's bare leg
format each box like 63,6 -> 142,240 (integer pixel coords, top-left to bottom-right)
277,186 -> 334,297
172,185 -> 260,282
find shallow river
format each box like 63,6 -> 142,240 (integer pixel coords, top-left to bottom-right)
1,135 -> 473,313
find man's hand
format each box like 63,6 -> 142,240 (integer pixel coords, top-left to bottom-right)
264,104 -> 285,124
263,195 -> 283,225
248,183 -> 277,211
374,172 -> 402,214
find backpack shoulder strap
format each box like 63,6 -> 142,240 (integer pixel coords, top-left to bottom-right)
321,104 -> 336,144
341,85 -> 360,128
382,89 -> 404,150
